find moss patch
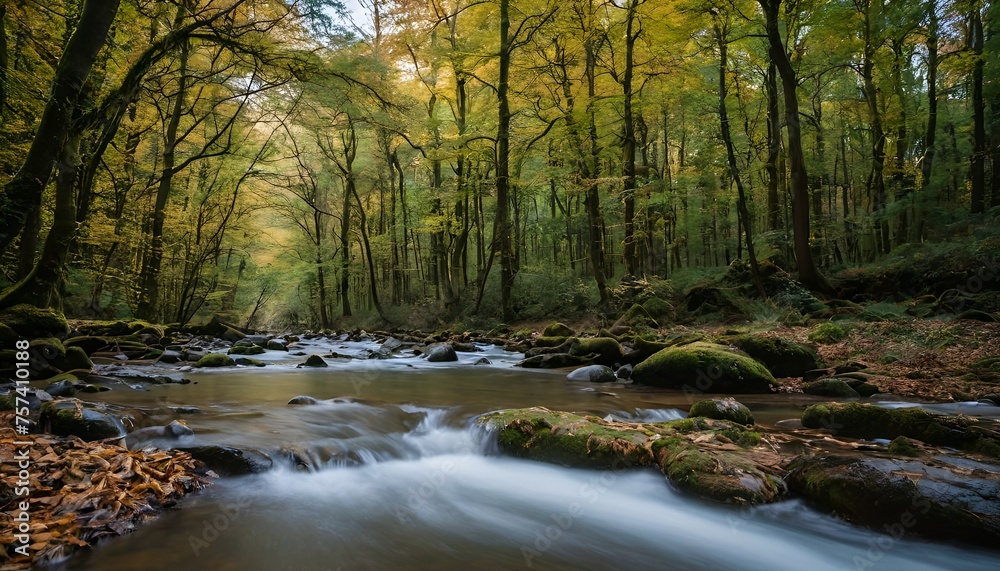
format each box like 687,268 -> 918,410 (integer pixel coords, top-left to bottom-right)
0,304 -> 70,339
631,342 -> 776,393
194,353 -> 235,368
568,337 -> 625,366
807,322 -> 849,344
543,323 -> 575,337
725,334 -> 820,378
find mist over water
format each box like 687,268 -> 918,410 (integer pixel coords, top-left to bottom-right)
56,361 -> 1000,570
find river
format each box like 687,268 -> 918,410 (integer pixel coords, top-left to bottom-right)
49,340 -> 1000,570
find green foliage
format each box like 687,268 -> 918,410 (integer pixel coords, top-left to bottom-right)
808,322 -> 849,344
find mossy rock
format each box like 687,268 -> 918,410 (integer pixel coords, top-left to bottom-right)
726,334 -> 820,378
800,402 -> 1000,456
234,357 -> 266,367
542,323 -> 575,337
194,353 -> 235,368
625,337 -> 673,364
688,398 -> 754,425
0,304 -> 70,339
786,455 -> 1000,547
52,346 -> 94,372
807,322 -> 849,345
642,297 -> 673,319
30,337 -> 66,360
518,353 -> 593,368
300,354 -> 328,367
886,436 -> 923,457
616,304 -> 658,329
64,336 -> 112,355
802,379 -> 860,398
568,337 -> 625,366
40,398 -> 127,441
477,407 -> 781,505
228,344 -> 265,355
631,342 -> 776,393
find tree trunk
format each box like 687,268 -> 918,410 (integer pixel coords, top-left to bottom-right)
765,61 -> 781,231
715,19 -> 766,299
860,1 -> 890,254
621,0 -> 639,276
136,38 -> 188,321
919,0 -> 938,234
970,6 -> 985,214
760,0 -> 831,293
493,0 -> 515,321
0,0 -> 121,259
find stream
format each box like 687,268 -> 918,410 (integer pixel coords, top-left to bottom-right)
48,340 -> 1000,570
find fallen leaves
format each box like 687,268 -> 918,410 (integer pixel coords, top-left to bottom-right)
0,412 -> 210,570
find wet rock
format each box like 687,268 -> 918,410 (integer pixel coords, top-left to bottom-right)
803,368 -> 835,383
543,322 -> 575,337
787,454 -> 1000,547
566,365 -> 616,383
64,336 -> 111,355
801,402 -> 1000,456
177,445 -> 273,476
266,338 -> 288,351
40,398 -> 127,441
803,379 -> 861,398
125,420 -> 194,450
299,354 -> 329,368
233,357 -> 266,367
631,342 -> 776,393
688,398 -> 754,425
194,353 -> 235,368
159,350 -> 183,364
423,343 -> 458,362
473,357 -> 491,366
726,334 -> 820,378
228,344 -> 265,355
615,364 -> 632,380
246,335 -> 270,346
76,384 -> 111,393
44,378 -> 77,397
887,436 -> 924,457
450,342 -> 479,353
380,337 -> 402,352
477,407 -> 783,505
288,395 -> 320,405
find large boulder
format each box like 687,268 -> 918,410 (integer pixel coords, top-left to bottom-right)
725,334 -> 820,378
631,342 -> 777,393
688,398 -> 754,425
566,365 -> 616,383
194,353 -> 235,368
801,402 -> 1000,456
787,454 -> 1000,546
177,445 -> 273,476
477,407 -> 784,505
423,342 -> 458,362
39,398 -> 127,441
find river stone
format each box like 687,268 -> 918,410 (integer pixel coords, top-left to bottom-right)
45,378 -> 77,397
803,378 -> 860,398
233,357 -> 266,367
246,335 -> 270,346
568,337 -> 625,367
288,395 -> 320,405
615,364 -> 632,379
787,454 -> 1000,547
631,342 -> 776,393
159,350 -> 183,364
266,338 -> 288,351
380,337 -> 402,352
194,353 -> 235,368
40,398 -> 127,441
299,354 -> 328,367
473,357 -> 491,365
517,353 -> 592,368
423,343 -> 458,362
688,398 -> 754,425
803,368 -> 835,383
178,445 -> 273,476
566,365 -> 616,383
725,334 -> 820,378
124,420 -> 194,450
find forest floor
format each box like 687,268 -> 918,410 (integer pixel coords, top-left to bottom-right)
517,316 -> 1000,402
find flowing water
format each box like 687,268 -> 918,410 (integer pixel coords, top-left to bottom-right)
48,341 -> 1000,570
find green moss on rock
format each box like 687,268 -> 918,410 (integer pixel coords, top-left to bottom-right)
800,402 -> 1000,456
53,346 -> 94,372
807,322 -> 849,344
194,353 -> 235,368
688,398 -> 754,425
40,399 -> 126,441
228,344 -> 265,355
631,342 -> 776,393
802,379 -> 860,398
725,334 -> 820,378
543,323 -> 575,337
0,304 -> 70,339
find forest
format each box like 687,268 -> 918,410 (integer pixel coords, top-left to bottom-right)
1,0 -> 998,329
